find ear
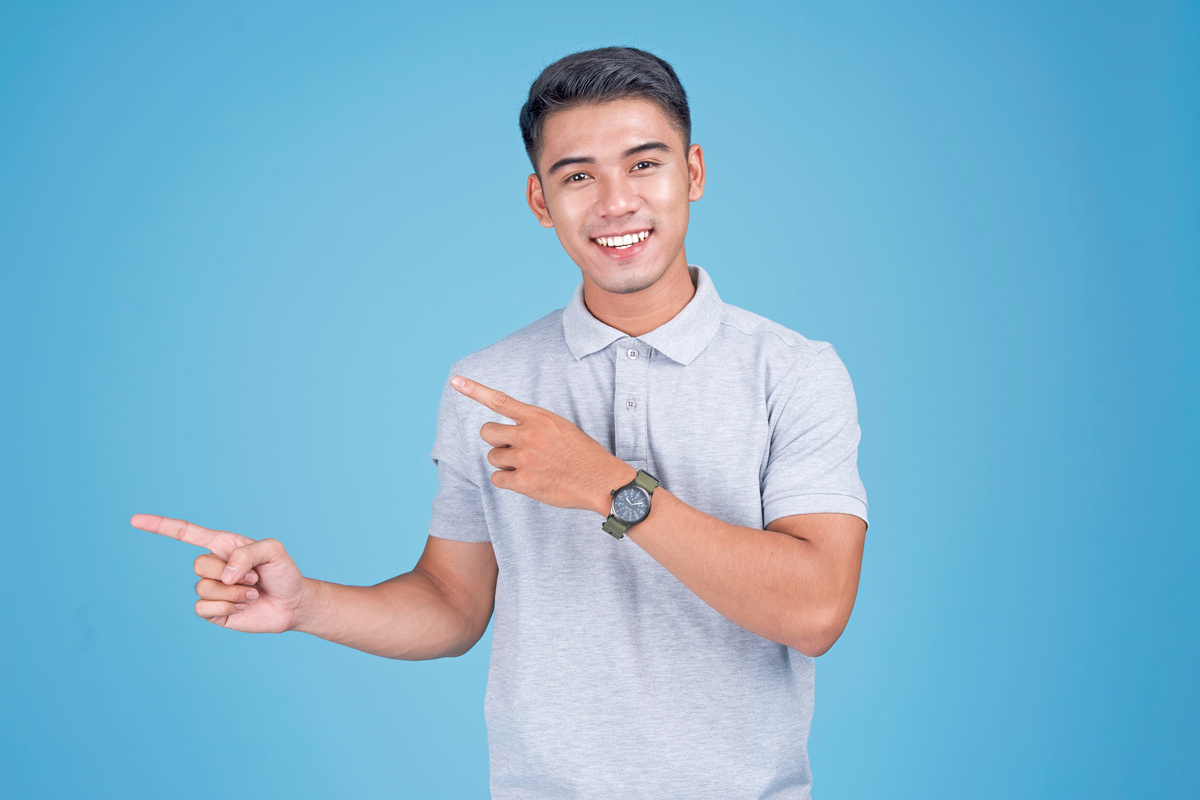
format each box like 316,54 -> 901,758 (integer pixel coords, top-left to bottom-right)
526,173 -> 555,228
686,144 -> 706,202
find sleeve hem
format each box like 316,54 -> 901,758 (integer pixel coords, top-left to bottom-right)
764,493 -> 869,529
427,528 -> 492,544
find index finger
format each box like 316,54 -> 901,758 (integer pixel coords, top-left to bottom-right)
450,376 -> 534,421
130,514 -> 252,556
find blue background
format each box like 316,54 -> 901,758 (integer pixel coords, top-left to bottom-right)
2,1 -> 1197,797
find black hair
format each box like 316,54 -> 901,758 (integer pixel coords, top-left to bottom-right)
519,46 -> 691,173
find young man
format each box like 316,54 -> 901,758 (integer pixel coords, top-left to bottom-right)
133,47 -> 868,798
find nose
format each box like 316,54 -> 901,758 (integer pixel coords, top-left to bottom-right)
594,173 -> 642,218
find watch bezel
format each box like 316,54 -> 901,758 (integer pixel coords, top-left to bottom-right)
610,484 -> 652,524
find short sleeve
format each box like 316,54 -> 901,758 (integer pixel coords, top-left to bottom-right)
760,345 -> 869,528
428,375 -> 491,543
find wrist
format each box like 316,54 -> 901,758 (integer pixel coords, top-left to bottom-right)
291,577 -> 327,634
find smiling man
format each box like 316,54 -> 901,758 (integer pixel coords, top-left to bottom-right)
133,47 -> 867,799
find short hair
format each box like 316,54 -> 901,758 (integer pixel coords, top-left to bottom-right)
519,46 -> 691,173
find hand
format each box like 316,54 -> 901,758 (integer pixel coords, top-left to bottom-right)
451,375 -> 634,515
131,514 -> 306,632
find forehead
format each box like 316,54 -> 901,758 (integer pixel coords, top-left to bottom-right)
538,98 -> 685,170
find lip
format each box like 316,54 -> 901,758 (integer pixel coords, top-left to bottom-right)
590,229 -> 653,260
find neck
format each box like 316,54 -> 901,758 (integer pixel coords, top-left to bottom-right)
581,258 -> 696,338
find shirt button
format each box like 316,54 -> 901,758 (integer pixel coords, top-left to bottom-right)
627,348 -> 639,360
625,398 -> 636,410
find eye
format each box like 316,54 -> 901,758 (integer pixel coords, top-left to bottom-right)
632,160 -> 656,171
566,172 -> 590,183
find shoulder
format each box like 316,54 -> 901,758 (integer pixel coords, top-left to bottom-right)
714,301 -> 844,388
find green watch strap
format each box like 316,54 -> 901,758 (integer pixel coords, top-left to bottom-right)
602,516 -> 630,538
633,470 -> 660,494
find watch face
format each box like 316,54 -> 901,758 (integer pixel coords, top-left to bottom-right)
612,485 -> 650,524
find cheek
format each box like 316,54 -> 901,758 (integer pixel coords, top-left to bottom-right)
547,192 -> 592,234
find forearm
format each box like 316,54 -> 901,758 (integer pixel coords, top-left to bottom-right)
291,570 -> 482,660
624,490 -> 857,656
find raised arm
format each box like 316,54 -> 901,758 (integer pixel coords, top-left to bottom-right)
448,375 -> 866,657
131,514 -> 497,660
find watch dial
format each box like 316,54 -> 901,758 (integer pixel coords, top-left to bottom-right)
613,486 -> 649,524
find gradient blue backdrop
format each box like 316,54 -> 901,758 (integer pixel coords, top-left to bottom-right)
2,1 -> 1196,797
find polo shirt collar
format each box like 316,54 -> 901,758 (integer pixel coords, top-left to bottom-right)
562,265 -> 723,365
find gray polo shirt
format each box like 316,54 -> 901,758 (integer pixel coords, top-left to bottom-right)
429,266 -> 867,799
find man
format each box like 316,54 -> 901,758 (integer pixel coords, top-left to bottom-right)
133,47 -> 868,798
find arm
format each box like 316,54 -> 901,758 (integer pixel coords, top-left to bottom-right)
295,536 -> 497,660
544,459 -> 864,656
449,375 -> 866,658
131,514 -> 498,661
622,490 -> 864,657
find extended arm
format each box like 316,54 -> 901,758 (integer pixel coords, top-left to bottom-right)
295,536 -> 497,660
131,514 -> 497,661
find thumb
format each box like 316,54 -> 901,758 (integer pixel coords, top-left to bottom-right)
221,538 -> 284,585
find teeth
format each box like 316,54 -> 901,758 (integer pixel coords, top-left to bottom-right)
594,231 -> 650,248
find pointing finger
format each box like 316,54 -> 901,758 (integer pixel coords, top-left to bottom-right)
132,514 -> 220,548
451,376 -> 535,421
132,514 -> 255,559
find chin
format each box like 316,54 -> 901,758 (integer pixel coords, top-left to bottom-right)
589,263 -> 672,295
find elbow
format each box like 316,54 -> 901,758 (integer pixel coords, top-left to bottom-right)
443,622 -> 489,659
788,605 -> 851,658
790,632 -> 836,659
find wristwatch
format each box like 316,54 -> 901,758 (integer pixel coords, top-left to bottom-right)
602,470 -> 661,539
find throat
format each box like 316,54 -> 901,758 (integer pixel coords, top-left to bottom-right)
582,259 -> 697,337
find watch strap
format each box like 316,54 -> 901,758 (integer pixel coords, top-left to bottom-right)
601,515 -> 630,538
633,470 -> 660,494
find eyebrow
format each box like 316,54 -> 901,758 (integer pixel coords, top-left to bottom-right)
547,141 -> 673,176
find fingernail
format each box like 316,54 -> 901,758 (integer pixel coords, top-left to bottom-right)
246,589 -> 258,601
451,376 -> 465,389
245,571 -> 258,584
221,566 -> 237,584
234,603 -> 246,611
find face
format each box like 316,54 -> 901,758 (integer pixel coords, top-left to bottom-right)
527,98 -> 705,296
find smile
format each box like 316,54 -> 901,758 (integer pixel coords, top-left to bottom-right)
593,230 -> 651,249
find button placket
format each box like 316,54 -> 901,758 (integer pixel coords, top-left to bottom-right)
613,338 -> 649,465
